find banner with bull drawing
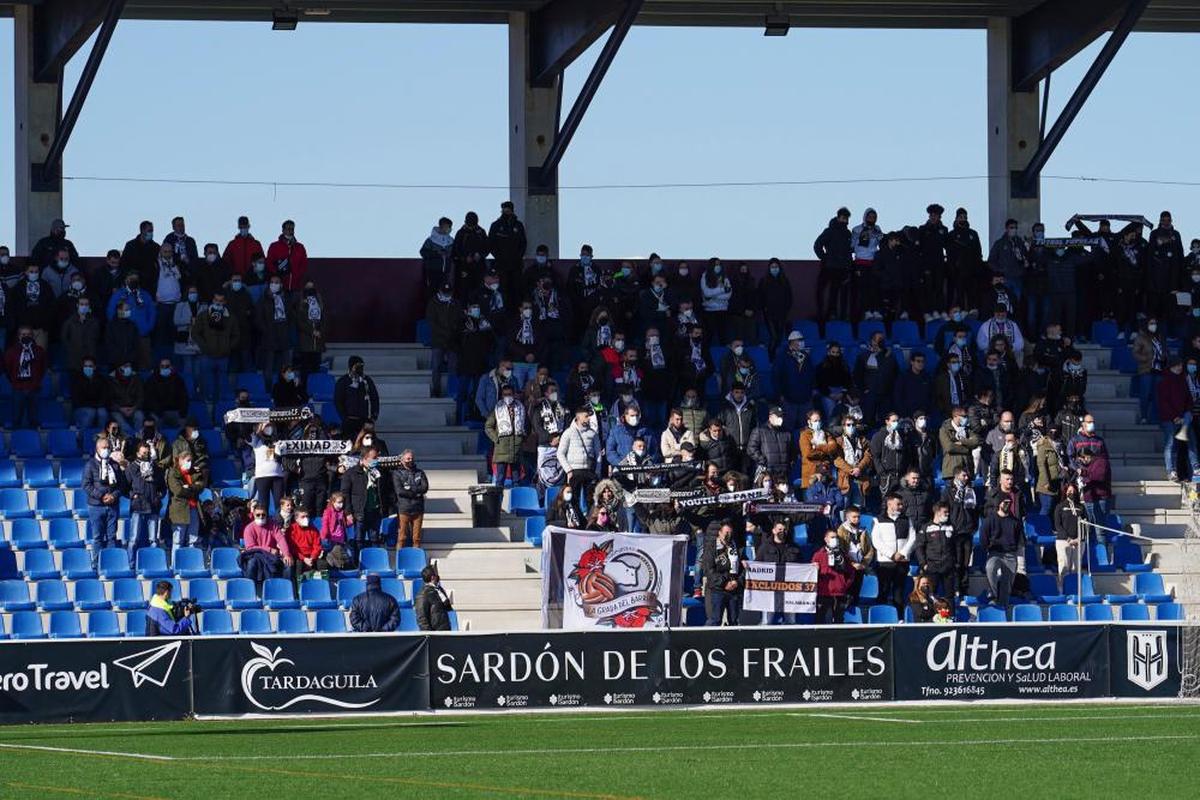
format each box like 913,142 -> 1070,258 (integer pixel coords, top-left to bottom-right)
541,526 -> 687,630
742,561 -> 818,616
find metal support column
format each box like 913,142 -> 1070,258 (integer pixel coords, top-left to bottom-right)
13,5 -> 64,255
509,12 -> 562,256
986,17 -> 1041,245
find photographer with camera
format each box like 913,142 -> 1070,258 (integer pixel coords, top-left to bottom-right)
146,580 -> 198,636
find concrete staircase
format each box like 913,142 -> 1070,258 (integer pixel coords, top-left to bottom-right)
326,344 -> 542,631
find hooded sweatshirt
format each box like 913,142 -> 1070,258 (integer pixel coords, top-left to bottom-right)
851,209 -> 883,263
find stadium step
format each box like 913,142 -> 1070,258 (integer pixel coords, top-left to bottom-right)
447,576 -> 542,607
451,608 -> 542,631
418,526 -> 518,544
327,344 -> 430,373
375,399 -> 455,428
374,428 -> 477,455
426,542 -> 540,578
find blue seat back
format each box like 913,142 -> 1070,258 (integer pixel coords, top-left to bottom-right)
210,547 -> 241,576
263,578 -> 296,603
239,609 -> 273,634
99,548 -> 132,576
136,547 -> 170,574
36,579 -> 69,604
225,578 -> 258,603
202,609 -> 235,635
1120,604 -> 1151,621
1134,573 -> 1167,595
379,578 -> 407,604
87,610 -> 122,637
277,609 -> 310,633
125,610 -> 148,635
1083,604 -> 1113,621
12,610 -> 46,638
189,578 -> 222,605
337,578 -> 366,606
978,606 -> 1006,623
49,610 -> 83,638
1011,604 -> 1043,622
858,574 -> 879,603
113,578 -> 145,604
315,609 -> 347,633
867,605 -> 898,624
1048,604 -> 1080,622
395,547 -> 427,577
61,548 -> 94,577
173,546 -> 207,575
49,518 -> 82,547
1156,603 -> 1185,621
358,547 -> 392,575
74,578 -> 109,606
300,580 -> 333,603
24,549 -> 58,576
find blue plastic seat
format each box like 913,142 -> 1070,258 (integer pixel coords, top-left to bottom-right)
58,460 -> 84,488
23,549 -> 60,580
234,372 -> 268,400
398,607 -> 420,632
200,429 -> 227,459
867,605 -> 898,624
10,430 -> 45,459
1062,573 -> 1102,604
843,606 -> 863,624
299,579 -> 338,610
1134,573 -> 1173,604
187,578 -> 224,610
236,609 -> 271,634
98,548 -> 134,579
38,400 -> 68,429
1083,604 -> 1113,621
308,372 -> 335,402
524,515 -> 546,548
209,459 -> 241,489
0,463 -> 20,489
263,577 -> 301,610
337,578 -> 366,609
1011,604 -> 1043,622
225,578 -> 262,610
0,579 -> 35,611
71,490 -> 89,517
112,578 -> 147,610
507,486 -> 542,517
380,577 -> 409,606
1049,603 -> 1085,622
36,579 -> 74,611
10,518 -> 47,550
1091,320 -> 1120,347
276,608 -> 310,634
49,610 -> 84,638
210,547 -> 242,579
858,574 -> 879,604
977,605 -> 1006,623
446,609 -> 460,631
1087,542 -> 1115,573
1030,574 -> 1064,603
1112,540 -> 1151,573
87,609 -> 122,637
23,460 -> 57,489
359,547 -> 396,578
824,320 -> 854,349
187,400 -> 212,427
11,610 -> 46,639
74,578 -> 111,611
395,547 -> 427,579
890,319 -> 921,346
136,547 -> 172,579
314,609 -> 347,633
35,488 -> 70,519
1120,604 -> 1151,621
0,489 -> 35,520
201,609 -> 235,635
121,610 -> 146,636
172,547 -> 209,579
49,518 -> 84,549
46,430 -> 82,459
61,548 -> 95,579
857,319 -> 885,344
1157,603 -> 1185,620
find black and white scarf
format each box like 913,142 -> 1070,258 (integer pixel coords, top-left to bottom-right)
648,340 -> 665,368
841,434 -> 863,466
789,348 -> 808,369
495,400 -> 527,437
17,340 -> 35,380
621,364 -> 641,390
688,339 -> 705,371
25,279 -> 40,303
306,296 -> 321,321
517,316 -> 535,346
952,479 -> 976,509
1188,374 -> 1200,404
536,288 -> 560,320
949,372 -> 962,406
272,293 -> 287,322
596,324 -> 611,348
884,429 -> 903,451
97,455 -> 115,486
1151,336 -> 1165,372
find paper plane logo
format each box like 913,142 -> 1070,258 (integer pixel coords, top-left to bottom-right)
111,641 -> 182,688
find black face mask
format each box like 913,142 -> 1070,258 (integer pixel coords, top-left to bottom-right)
304,288 -> 316,298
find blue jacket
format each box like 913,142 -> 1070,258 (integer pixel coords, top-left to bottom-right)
106,287 -> 157,336
605,421 -> 655,467
474,369 -> 520,420
146,604 -> 196,636
773,349 -> 814,404
82,456 -> 126,507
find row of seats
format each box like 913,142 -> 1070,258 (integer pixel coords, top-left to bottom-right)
851,571 -> 1172,607
0,606 -> 455,639
856,601 -> 1186,625
0,369 -> 340,404
1,428 -> 233,460
0,576 -> 419,613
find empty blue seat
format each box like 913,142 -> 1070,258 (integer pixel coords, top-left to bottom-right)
1083,604 -> 1113,621
380,578 -> 409,606
234,372 -> 268,400
867,605 -> 898,624
276,608 -> 310,634
890,319 -> 921,346
210,547 -> 241,579
47,430 -> 82,459
11,610 -> 46,639
1048,604 -> 1082,622
263,578 -> 300,610
172,547 -> 209,579
507,486 -> 542,516
34,489 -> 70,519
446,609 -> 460,631
0,489 -> 35,520
395,547 -> 427,579
187,578 -> 224,610
71,490 -> 89,517
74,578 -> 111,610
238,609 -> 273,634
824,320 -> 854,348
23,549 -> 60,580
209,460 -> 241,489
36,579 -> 74,611
1029,574 -> 1064,603
10,430 -> 44,459
49,518 -> 83,549
1011,604 -> 1043,622
98,548 -> 134,579
858,574 -> 879,604
1112,539 -> 1151,573
49,610 -> 84,638
0,463 -> 20,489
112,578 -> 147,610
1063,573 -> 1102,604
299,579 -> 338,610
398,607 -> 420,632
58,460 -> 84,488
24,460 -> 57,489
337,578 -> 366,609
1134,573 -> 1173,603
38,400 -> 68,429
200,429 -> 227,459
1157,603 -> 1185,621
61,548 -> 95,579
358,547 -> 396,578
524,515 -> 546,548
843,606 -> 863,624
201,609 -> 235,635
308,372 -> 335,401
977,605 -> 1006,623
10,518 -> 46,550
1120,604 -> 1151,621
857,319 -> 885,343
87,610 -> 122,638
1087,542 -> 1115,573
314,609 -> 347,633
125,610 -> 148,636
225,578 -> 262,610
135,547 -> 172,579
1091,320 -> 1120,347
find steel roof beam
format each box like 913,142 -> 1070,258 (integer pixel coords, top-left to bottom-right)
529,0 -> 627,87
1011,0 -> 1130,92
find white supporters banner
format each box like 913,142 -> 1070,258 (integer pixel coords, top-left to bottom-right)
222,407 -> 314,426
272,439 -> 352,456
742,561 -> 818,615
541,526 -> 688,630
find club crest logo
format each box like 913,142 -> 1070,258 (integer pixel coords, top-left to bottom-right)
568,540 -> 664,628
1127,630 -> 1168,691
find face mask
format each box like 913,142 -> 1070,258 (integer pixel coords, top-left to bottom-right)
239,226 -> 250,236
536,255 -> 547,265
281,509 -> 293,521
1148,323 -> 1158,333
333,503 -> 343,511
826,539 -> 839,550
678,268 -> 689,277
1189,364 -> 1198,375
521,308 -> 533,319
769,266 -> 780,276
769,416 -> 783,428
589,394 -> 601,405
230,279 -> 244,291
809,419 -> 822,431
98,448 -> 110,460
503,396 -> 514,405
253,263 -> 266,274
627,416 -> 640,426
159,367 -> 172,377
67,278 -> 84,291
262,425 -> 274,436
26,272 -> 39,282
467,307 -> 481,319
949,361 -> 961,373
1084,421 -> 1095,433
633,448 -> 646,458
143,231 -> 154,241
120,366 -> 133,377
204,253 -> 218,264
181,459 -> 193,471
886,421 -> 898,432
185,291 -> 199,303
953,311 -> 964,322
269,283 -> 282,294
0,256 -> 7,266
646,336 -> 659,346
732,345 -> 744,357
547,391 -> 559,403
82,365 -> 95,378
651,262 -> 663,274
500,367 -> 512,379
652,284 -> 665,294
485,282 -> 499,292
362,437 -> 373,447
915,417 -> 927,430
253,515 -> 266,523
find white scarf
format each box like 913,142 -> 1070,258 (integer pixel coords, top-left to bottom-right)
596,324 -> 611,347
648,341 -> 665,368
97,455 -> 115,485
306,296 -> 321,321
1189,374 -> 1200,403
841,434 -> 862,466
430,228 -> 454,249
689,340 -> 705,371
517,317 -> 535,346
495,400 -> 527,437
949,372 -> 961,406
885,429 -> 902,450
272,293 -> 286,321
17,341 -> 35,380
25,279 -> 40,302
622,364 -> 640,389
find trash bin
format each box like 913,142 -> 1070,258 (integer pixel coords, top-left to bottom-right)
468,484 -> 502,528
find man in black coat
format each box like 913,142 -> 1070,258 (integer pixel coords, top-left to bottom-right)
333,355 -> 380,442
415,565 -> 453,631
488,201 -> 528,305
916,502 -> 956,600
756,520 -> 802,625
349,574 -> 400,632
746,405 -> 795,481
813,207 -> 853,321
120,221 -> 162,297
391,449 -> 429,550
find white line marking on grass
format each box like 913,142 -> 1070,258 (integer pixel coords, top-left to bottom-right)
802,713 -> 921,724
174,733 -> 1200,761
0,743 -> 175,761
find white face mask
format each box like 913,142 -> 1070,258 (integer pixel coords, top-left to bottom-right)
627,416 -> 640,426
915,417 -> 927,430
547,392 -> 559,403
808,419 -> 822,431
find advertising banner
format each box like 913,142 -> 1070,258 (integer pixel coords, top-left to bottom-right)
192,635 -> 428,715
430,626 -> 892,710
893,624 -> 1110,701
742,562 -> 818,615
1108,624 -> 1189,698
542,527 -> 688,629
0,638 -> 191,724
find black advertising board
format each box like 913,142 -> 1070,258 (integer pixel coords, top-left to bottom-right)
191,634 -> 428,715
429,626 -> 893,710
0,638 -> 191,723
893,624 -> 1110,701
1108,624 -> 1189,698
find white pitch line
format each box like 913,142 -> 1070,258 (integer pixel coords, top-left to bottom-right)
803,713 -> 921,724
0,742 -> 175,761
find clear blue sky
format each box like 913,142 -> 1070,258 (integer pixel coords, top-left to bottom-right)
1,20 -> 1197,259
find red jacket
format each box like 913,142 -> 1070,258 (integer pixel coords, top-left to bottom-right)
222,234 -> 265,276
1157,370 -> 1191,422
266,236 -> 308,291
3,342 -> 48,391
812,547 -> 856,597
285,522 -> 323,562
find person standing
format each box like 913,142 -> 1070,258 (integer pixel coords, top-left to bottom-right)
980,498 -> 1022,608
813,207 -> 853,321
869,493 -> 912,610
415,565 -> 454,631
341,447 -> 390,555
812,529 -> 856,624
83,436 -> 127,569
333,356 -> 380,442
1053,482 -> 1086,591
486,384 -> 528,485
703,522 -> 742,626
255,275 -> 291,389
223,216 -> 265,277
941,467 -> 980,600
488,201 -> 527,304
126,440 -> 164,557
166,451 -> 207,551
391,449 -> 429,550
292,281 -> 326,385
758,258 -> 793,357
120,221 -> 160,294
420,217 -> 456,292
4,326 -> 48,428
426,283 -> 463,399
916,502 -> 956,601
266,220 -> 308,293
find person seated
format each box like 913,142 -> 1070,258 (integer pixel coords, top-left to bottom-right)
144,357 -> 188,428
908,574 -> 941,623
349,574 -> 400,633
285,507 -> 326,584
271,364 -> 309,409
239,501 -> 292,589
70,357 -> 109,429
107,358 -> 145,436
145,580 -> 197,636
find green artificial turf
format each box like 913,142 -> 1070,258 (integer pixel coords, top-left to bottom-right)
1,703 -> 1198,799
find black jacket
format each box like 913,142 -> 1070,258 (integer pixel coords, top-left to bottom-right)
414,583 -> 452,631
940,481 -> 980,540
349,587 -> 400,632
1054,498 -> 1086,541
915,522 -> 955,573
143,374 -> 188,417
718,399 -> 757,449
334,373 -> 380,422
980,514 -> 1023,556
703,542 -> 743,591
340,465 -> 392,520
746,424 -> 794,473
813,218 -> 853,270
487,215 -> 528,264
391,465 -> 429,515
698,434 -> 738,474
757,536 -> 801,565
897,481 -> 934,532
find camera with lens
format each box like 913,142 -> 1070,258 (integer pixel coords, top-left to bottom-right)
173,598 -> 201,619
